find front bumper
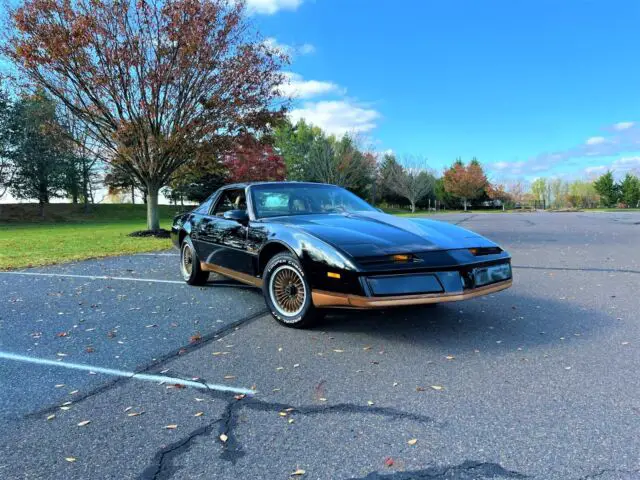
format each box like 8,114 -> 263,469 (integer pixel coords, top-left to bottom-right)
311,278 -> 512,309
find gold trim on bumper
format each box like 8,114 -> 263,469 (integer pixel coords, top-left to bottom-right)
312,279 -> 512,309
200,262 -> 263,288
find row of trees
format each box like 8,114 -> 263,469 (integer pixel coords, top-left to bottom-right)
0,88 -> 100,216
527,172 -> 640,209
2,85 -> 637,215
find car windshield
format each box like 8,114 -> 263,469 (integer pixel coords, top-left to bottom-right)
250,184 -> 376,219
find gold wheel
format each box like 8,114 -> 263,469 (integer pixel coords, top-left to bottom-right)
269,265 -> 306,318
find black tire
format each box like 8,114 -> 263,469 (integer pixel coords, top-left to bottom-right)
180,236 -> 209,286
262,252 -> 322,328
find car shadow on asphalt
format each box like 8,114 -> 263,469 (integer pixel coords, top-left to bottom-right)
315,293 -> 616,352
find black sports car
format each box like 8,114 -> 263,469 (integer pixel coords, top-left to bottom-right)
171,182 -> 512,328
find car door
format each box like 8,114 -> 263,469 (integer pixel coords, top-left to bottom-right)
196,188 -> 254,275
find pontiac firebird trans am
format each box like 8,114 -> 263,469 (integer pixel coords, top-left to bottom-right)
171,182 -> 512,328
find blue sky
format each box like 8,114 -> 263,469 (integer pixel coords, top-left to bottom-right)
252,0 -> 640,181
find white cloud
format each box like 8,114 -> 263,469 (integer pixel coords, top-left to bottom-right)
298,43 -> 316,55
289,100 -> 381,136
279,72 -> 343,99
613,156 -> 640,171
245,0 -> 303,14
264,38 -> 315,57
613,121 -> 634,131
488,120 -> 640,177
583,157 -> 640,178
585,136 -> 606,145
584,165 -> 607,175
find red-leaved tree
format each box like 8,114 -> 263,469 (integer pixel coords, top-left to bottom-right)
223,136 -> 286,183
442,159 -> 488,211
3,0 -> 287,230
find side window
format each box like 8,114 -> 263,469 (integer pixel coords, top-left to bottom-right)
194,196 -> 214,214
212,189 -> 247,217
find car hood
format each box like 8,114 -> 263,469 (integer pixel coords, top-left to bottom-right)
265,212 -> 498,257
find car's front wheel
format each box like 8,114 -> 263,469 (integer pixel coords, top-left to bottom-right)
180,236 -> 209,286
262,252 -> 321,328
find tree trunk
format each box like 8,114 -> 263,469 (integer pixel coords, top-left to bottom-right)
82,166 -> 90,214
146,188 -> 160,231
131,185 -> 135,204
410,201 -> 416,213
463,199 -> 467,211
39,200 -> 45,219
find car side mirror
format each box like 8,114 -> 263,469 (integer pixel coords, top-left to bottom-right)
223,209 -> 249,224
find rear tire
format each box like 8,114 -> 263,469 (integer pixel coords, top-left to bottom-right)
262,252 -> 322,328
180,236 -> 209,286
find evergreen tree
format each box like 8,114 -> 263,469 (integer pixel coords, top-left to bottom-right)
7,91 -> 68,217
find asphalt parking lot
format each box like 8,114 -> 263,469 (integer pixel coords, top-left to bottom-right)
1,212 -> 639,480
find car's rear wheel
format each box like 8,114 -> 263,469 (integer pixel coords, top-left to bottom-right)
262,252 -> 321,328
180,236 -> 209,286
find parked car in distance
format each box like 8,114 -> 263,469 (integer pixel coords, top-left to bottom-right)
171,182 -> 512,328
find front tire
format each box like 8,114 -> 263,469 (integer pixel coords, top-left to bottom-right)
180,236 -> 209,286
262,252 -> 321,328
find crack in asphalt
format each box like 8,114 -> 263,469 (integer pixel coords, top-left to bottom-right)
353,460 -> 529,479
140,395 -> 443,478
577,468 -> 640,480
453,215 -> 475,225
23,309 -> 268,419
512,265 -> 640,275
140,420 -> 222,480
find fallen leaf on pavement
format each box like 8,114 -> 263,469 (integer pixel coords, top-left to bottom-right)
65,457 -> 76,463
291,469 -> 306,476
190,333 -> 202,344
219,433 -> 228,442
234,394 -> 245,401
367,401 -> 374,406
164,424 -> 178,429
384,457 -> 394,467
333,349 -> 345,353
223,375 -> 236,380
194,412 -> 204,417
416,386 -> 426,392
77,420 -> 91,427
431,385 -> 444,391
47,414 -> 56,421
407,439 -> 418,446
127,411 -> 144,417
445,355 -> 455,360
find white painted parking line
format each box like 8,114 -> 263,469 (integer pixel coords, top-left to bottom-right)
0,271 -> 184,284
0,351 -> 256,396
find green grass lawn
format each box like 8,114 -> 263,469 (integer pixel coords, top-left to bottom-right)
0,204 -> 187,270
